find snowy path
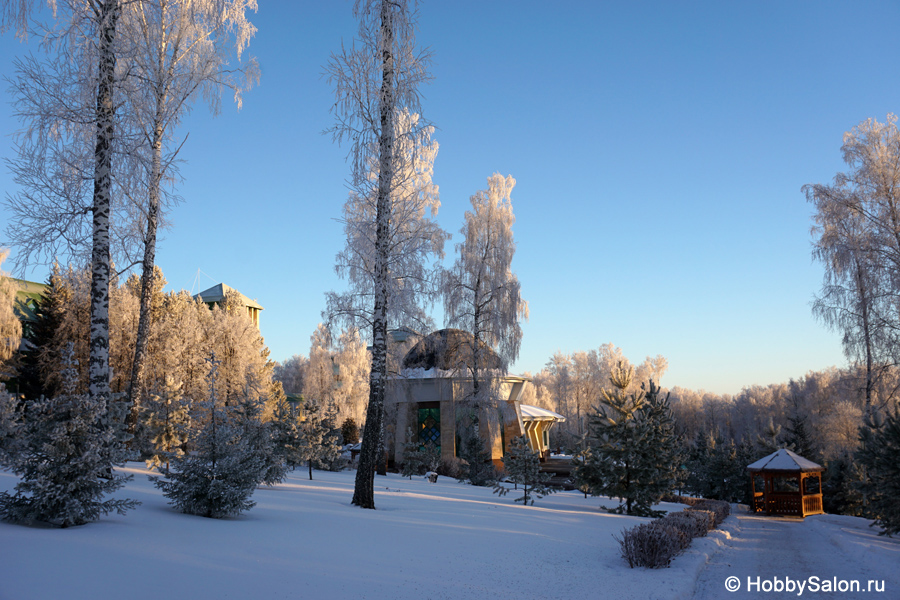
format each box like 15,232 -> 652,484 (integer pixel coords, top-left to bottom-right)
693,507 -> 900,599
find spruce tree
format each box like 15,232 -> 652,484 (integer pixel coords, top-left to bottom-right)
152,354 -> 265,518
493,435 -> 554,505
856,407 -> 900,535
0,346 -> 139,527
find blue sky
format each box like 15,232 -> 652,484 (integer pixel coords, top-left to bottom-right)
3,1 -> 899,394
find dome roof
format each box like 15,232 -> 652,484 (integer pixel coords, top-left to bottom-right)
402,328 -> 503,371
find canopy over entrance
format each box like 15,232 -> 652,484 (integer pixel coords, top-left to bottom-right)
747,449 -> 825,518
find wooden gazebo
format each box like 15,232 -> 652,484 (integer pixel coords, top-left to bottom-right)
747,449 -> 825,518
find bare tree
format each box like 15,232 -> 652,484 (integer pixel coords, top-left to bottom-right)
325,0 -> 438,509
443,173 -> 528,429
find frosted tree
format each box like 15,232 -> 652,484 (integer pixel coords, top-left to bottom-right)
0,250 -> 22,378
298,398 -> 344,480
142,374 -> 190,470
152,354 -> 264,518
119,0 -> 258,414
0,344 -> 139,527
2,0 -> 128,403
273,354 -> 307,395
804,115 -> 900,417
334,327 -> 370,426
493,435 -> 554,506
303,323 -> 335,409
443,173 -> 528,440
325,0 -> 441,509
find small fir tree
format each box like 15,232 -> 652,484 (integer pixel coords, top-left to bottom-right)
493,435 -> 554,505
0,346 -> 139,527
400,427 -> 425,479
152,354 -> 265,519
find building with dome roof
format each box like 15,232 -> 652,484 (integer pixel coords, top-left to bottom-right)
385,328 -> 564,469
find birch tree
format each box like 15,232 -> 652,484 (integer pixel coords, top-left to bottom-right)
444,174 -> 528,411
804,115 -> 900,416
1,0 -> 125,405
118,0 -> 258,414
325,0 -> 439,509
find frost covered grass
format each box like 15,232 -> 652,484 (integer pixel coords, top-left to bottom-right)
1,464 -> 708,600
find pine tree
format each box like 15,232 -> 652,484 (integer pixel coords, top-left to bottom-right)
856,407 -> 900,535
152,354 -> 264,519
0,346 -> 139,527
580,364 -> 668,516
142,375 -> 190,470
493,435 -> 554,505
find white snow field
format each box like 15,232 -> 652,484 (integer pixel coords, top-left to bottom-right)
0,465 -> 896,600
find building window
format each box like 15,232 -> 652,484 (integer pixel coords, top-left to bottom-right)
418,403 -> 440,451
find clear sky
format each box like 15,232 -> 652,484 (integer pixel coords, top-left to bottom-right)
3,0 -> 898,394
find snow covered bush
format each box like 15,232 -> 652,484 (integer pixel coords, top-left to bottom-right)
688,499 -> 730,527
152,356 -> 265,518
615,521 -> 689,569
660,509 -> 713,539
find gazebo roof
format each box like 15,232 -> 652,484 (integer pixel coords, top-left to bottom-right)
747,448 -> 824,473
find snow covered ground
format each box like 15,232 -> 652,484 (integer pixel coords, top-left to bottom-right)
0,465 -> 896,600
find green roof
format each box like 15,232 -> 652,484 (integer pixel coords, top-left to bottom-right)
193,283 -> 263,310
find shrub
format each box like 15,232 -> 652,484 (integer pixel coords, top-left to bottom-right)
690,499 -> 730,526
661,509 -> 713,539
615,521 -> 689,568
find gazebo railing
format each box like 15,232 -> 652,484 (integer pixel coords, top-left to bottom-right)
802,494 -> 823,515
764,492 -> 802,516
